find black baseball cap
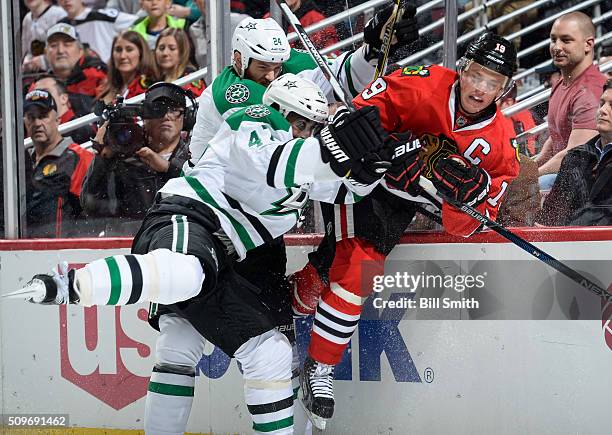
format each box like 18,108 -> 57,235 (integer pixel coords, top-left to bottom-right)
145,82 -> 187,108
24,89 -> 57,113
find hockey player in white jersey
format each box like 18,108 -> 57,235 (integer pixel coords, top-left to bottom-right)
187,9 -> 418,168
9,74 -> 391,435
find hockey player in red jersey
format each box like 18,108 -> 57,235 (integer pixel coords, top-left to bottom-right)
295,33 -> 521,429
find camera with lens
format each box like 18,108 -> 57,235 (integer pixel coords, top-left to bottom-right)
94,96 -> 180,157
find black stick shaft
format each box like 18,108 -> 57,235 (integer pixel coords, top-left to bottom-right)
276,0 -> 355,110
418,178 -> 611,302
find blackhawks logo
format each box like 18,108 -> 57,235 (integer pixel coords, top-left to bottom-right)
419,133 -> 458,179
401,65 -> 430,77
225,83 -> 250,104
245,105 -> 271,118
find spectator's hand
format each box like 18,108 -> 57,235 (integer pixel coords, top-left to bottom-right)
22,55 -> 46,72
93,121 -> 115,158
136,147 -> 170,173
168,4 -> 191,18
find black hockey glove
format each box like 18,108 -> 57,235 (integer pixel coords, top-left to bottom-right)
432,155 -> 491,207
364,2 -> 419,61
383,132 -> 424,196
318,106 -> 390,185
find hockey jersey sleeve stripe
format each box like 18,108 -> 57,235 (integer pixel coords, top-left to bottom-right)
267,144 -> 286,187
268,139 -> 305,188
342,53 -> 358,97
125,255 -> 143,304
184,176 -> 257,251
105,256 -> 122,305
285,139 -> 305,187
222,193 -> 274,243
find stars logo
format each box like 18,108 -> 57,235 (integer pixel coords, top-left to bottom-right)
225,83 -> 250,104
245,104 -> 271,118
283,80 -> 298,90
243,22 -> 258,31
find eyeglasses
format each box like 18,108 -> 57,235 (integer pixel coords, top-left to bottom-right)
164,108 -> 184,120
461,68 -> 506,93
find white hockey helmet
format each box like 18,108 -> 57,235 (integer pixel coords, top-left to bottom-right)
232,17 -> 291,78
263,73 -> 329,123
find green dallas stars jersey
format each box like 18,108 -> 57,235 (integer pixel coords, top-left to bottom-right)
159,103 -> 374,260
187,46 -> 377,169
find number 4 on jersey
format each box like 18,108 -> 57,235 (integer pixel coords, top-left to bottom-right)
249,131 -> 262,147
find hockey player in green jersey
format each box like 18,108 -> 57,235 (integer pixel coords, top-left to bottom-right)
187,10 -> 418,168
9,74 -> 392,435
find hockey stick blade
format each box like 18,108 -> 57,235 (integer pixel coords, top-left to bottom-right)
276,0 -> 355,110
1,279 -> 46,300
374,0 -> 407,79
417,177 -> 612,302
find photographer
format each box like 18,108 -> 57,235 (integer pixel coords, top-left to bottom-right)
81,82 -> 193,235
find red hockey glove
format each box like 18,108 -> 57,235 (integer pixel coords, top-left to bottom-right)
289,262 -> 330,317
383,132 -> 425,196
432,155 -> 491,206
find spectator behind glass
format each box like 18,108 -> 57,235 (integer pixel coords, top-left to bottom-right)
264,0 -> 339,51
130,0 -> 186,50
58,0 -> 137,62
496,86 -> 542,227
600,39 -> 612,80
154,28 -> 205,97
99,30 -> 157,103
23,89 -> 95,238
167,0 -> 200,25
188,0 -> 248,69
22,0 -> 67,73
81,82 -> 191,235
536,79 -> 612,226
535,12 -> 606,189
43,23 -> 108,110
31,76 -> 97,144
500,85 -> 538,156
106,0 -> 145,15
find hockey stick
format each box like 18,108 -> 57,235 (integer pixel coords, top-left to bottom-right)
374,0 -> 407,79
417,177 -> 612,302
276,0 -> 355,109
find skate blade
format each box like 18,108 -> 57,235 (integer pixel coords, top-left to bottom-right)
298,387 -> 327,431
1,280 -> 45,301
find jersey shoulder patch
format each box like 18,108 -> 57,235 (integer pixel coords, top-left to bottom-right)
226,104 -> 291,133
400,65 -> 431,77
211,67 -> 265,116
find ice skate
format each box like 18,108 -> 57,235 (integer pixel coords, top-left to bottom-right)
299,355 -> 334,430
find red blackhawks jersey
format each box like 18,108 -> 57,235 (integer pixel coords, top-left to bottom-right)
353,65 -> 520,236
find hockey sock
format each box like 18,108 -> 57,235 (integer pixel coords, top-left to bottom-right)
74,249 -> 205,307
145,315 -> 205,435
145,365 -> 196,435
235,330 -> 294,435
309,238 -> 385,365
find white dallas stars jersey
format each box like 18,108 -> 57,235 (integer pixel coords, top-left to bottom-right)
187,46 -> 376,169
159,104 -> 373,260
